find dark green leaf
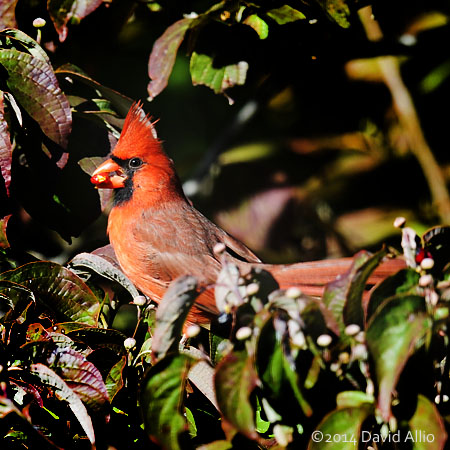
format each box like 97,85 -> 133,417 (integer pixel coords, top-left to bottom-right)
215,348 -> 259,439
148,18 -> 193,99
366,295 -> 430,422
266,5 -> 306,24
152,275 -> 198,360
408,394 -> 447,450
256,318 -> 312,417
0,262 -> 101,325
367,268 -> 420,320
141,353 -> 193,450
308,404 -> 373,449
190,52 -> 248,95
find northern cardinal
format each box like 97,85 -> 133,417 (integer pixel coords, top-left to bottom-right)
91,102 -> 404,325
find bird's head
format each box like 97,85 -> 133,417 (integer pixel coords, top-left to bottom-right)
91,102 -> 182,205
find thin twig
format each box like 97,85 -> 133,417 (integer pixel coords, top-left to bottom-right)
359,6 -> 450,224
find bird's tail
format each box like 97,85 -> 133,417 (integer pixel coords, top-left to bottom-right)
262,257 -> 406,297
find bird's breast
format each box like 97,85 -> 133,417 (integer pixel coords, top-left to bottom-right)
108,206 -> 167,301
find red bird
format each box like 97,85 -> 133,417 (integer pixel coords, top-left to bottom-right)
91,102 -> 403,325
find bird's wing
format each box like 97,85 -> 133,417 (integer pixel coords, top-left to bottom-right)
133,203 -> 223,285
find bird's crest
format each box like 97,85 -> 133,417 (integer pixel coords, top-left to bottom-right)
113,101 -> 163,160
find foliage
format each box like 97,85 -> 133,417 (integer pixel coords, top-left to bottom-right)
0,0 -> 450,449
1,216 -> 450,448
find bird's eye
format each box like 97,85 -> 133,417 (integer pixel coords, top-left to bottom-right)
129,157 -> 143,169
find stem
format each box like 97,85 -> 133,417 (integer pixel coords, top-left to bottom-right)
359,6 -> 450,224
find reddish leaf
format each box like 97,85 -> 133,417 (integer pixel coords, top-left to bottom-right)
47,347 -> 109,411
30,363 -> 95,444
0,47 -> 72,150
48,0 -> 103,42
148,18 -> 193,100
0,92 -> 12,196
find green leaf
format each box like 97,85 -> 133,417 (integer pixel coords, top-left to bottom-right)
315,0 -> 351,28
408,394 -> 447,450
336,391 -> 374,408
185,406 -> 197,438
30,363 -> 95,444
1,28 -> 51,64
152,275 -> 199,360
141,353 -> 193,450
243,14 -> 269,39
105,355 -> 127,401
215,348 -> 259,439
308,404 -> 373,449
47,0 -> 103,42
256,318 -> 312,417
0,48 -> 72,149
197,441 -> 233,450
266,5 -> 306,25
148,18 -> 193,99
190,52 -> 248,95
0,261 -> 101,325
367,268 -> 420,320
366,295 -> 431,422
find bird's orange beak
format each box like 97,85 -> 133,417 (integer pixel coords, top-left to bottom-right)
90,159 -> 127,189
